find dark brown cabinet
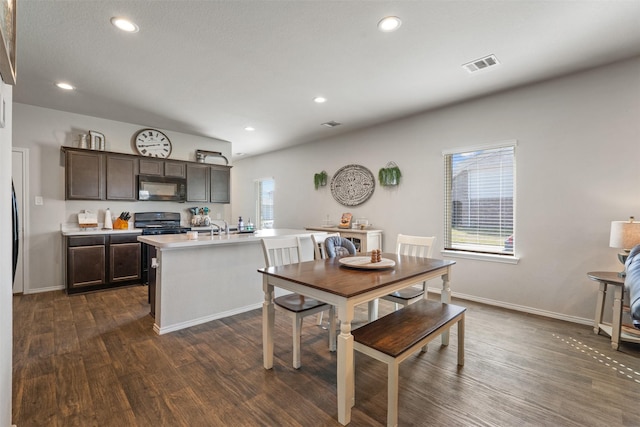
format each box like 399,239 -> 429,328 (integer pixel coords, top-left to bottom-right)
106,154 -> 138,200
139,159 -> 186,178
187,163 -> 231,203
186,163 -> 210,202
66,233 -> 141,294
65,150 -> 105,200
210,165 -> 231,203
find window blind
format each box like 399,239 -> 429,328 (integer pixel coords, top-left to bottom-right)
444,144 -> 515,255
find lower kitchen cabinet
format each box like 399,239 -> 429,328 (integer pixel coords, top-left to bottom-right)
66,233 -> 141,294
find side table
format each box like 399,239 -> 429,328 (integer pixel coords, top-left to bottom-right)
587,271 -> 640,350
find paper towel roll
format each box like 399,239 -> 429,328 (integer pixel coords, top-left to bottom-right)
104,208 -> 113,229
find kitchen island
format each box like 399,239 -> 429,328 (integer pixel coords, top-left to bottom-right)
138,229 -> 320,334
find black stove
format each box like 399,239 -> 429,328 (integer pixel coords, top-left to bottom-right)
135,212 -> 191,235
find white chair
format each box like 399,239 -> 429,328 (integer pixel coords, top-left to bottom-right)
261,237 -> 336,369
311,232 -> 340,260
381,234 -> 436,310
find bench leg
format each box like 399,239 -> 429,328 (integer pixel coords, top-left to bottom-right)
387,360 -> 399,427
458,313 -> 465,366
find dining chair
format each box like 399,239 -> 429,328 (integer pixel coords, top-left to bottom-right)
381,234 -> 436,310
311,232 -> 340,260
261,236 -> 336,369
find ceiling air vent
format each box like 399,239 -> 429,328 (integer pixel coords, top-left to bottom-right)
321,121 -> 341,128
462,54 -> 500,73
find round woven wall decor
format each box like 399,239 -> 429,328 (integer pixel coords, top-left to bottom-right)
330,164 -> 375,206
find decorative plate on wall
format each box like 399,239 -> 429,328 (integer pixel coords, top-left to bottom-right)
330,164 -> 375,206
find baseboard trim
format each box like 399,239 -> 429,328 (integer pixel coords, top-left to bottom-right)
154,302 -> 263,335
427,286 -> 593,326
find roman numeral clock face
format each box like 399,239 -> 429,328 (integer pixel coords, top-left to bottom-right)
134,129 -> 172,158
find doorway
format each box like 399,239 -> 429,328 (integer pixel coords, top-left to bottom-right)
11,148 -> 28,294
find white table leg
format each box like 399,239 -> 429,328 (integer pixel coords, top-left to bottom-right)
368,298 -> 379,322
594,282 -> 606,334
441,270 -> 452,346
611,285 -> 624,350
262,278 -> 275,369
337,303 -> 355,425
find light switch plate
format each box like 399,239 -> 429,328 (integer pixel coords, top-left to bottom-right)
35,196 -> 43,205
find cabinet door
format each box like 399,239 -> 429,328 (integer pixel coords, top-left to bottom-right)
109,242 -> 141,283
106,154 -> 139,200
139,159 -> 164,176
210,165 -> 231,204
67,245 -> 106,289
164,161 -> 186,178
186,164 -> 210,202
65,151 -> 105,200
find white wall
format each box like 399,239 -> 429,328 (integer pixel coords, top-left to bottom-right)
232,57 -> 640,323
12,104 -> 232,293
0,82 -> 13,426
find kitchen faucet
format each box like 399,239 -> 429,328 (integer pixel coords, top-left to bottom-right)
209,220 -> 229,236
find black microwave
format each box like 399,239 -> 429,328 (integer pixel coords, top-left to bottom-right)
138,175 -> 187,202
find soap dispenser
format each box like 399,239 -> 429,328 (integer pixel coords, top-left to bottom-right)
238,216 -> 244,231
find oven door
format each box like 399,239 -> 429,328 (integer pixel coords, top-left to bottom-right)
138,175 -> 187,202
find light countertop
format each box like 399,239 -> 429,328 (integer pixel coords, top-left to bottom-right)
61,224 -> 142,236
137,228 -> 321,249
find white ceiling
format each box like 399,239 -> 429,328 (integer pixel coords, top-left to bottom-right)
13,1 -> 640,159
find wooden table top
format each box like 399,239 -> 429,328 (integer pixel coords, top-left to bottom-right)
587,271 -> 625,286
258,253 -> 455,298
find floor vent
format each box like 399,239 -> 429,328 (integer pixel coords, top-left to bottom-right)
321,121 -> 341,128
462,54 -> 500,73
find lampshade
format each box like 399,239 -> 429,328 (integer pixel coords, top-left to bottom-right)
609,218 -> 640,250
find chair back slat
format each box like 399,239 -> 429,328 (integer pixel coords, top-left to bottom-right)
262,237 -> 303,267
311,232 -> 340,259
396,234 -> 436,259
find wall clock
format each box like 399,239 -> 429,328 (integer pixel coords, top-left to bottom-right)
330,164 -> 375,207
134,128 -> 172,158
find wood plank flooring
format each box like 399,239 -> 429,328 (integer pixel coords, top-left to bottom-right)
12,286 -> 640,426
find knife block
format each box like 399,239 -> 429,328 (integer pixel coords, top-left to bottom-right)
113,218 -> 129,230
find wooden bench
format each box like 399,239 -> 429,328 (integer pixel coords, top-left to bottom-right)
352,299 -> 466,427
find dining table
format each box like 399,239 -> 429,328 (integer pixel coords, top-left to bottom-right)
258,253 -> 456,425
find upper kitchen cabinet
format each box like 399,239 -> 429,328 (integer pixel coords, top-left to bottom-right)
106,154 -> 138,200
187,163 -> 232,203
139,159 -> 186,178
210,165 -> 231,203
65,149 -> 105,200
186,163 -> 210,202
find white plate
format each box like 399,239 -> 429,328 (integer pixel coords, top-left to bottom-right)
338,256 -> 396,270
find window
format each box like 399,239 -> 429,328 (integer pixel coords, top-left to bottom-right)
444,141 -> 516,257
256,178 -> 274,229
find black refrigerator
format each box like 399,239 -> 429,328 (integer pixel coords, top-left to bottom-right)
12,181 -> 18,283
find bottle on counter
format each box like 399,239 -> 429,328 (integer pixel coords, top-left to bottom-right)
238,216 -> 244,231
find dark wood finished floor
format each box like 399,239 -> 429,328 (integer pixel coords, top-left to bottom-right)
12,285 -> 640,426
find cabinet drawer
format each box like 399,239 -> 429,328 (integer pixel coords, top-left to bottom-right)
110,234 -> 140,244
68,235 -> 106,247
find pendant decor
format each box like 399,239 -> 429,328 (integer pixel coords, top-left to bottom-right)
314,170 -> 328,189
378,161 -> 402,186
330,164 -> 375,207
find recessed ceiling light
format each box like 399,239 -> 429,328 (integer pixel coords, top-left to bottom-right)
378,16 -> 402,32
244,126 -> 255,132
56,82 -> 74,90
313,96 -> 327,104
111,17 -> 139,33
321,121 -> 341,128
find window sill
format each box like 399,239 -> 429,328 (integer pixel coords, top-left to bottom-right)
441,250 -> 520,264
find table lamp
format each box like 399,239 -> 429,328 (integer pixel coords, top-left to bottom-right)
609,216 -> 640,276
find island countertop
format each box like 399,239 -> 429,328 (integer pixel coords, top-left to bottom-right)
137,228 -> 318,249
